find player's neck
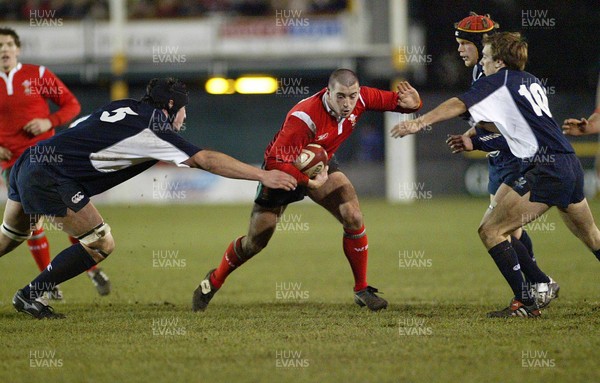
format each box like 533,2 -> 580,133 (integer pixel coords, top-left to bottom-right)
2,62 -> 18,74
322,95 -> 341,121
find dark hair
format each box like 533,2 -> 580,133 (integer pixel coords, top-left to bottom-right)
482,32 -> 528,71
141,77 -> 188,115
0,27 -> 21,47
328,68 -> 359,89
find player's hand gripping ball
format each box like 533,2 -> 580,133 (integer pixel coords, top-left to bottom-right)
294,144 -> 328,179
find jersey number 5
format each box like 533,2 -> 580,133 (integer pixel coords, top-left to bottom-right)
100,107 -> 139,123
518,83 -> 552,118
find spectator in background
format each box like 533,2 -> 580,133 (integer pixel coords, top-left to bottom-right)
235,0 -> 271,16
310,0 -> 347,13
156,0 -> 182,18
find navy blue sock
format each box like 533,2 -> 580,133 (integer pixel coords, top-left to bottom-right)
511,236 -> 550,284
594,249 -> 600,262
22,244 -> 97,299
488,240 -> 534,305
518,230 -> 536,262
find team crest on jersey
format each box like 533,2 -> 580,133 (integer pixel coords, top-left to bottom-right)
348,114 -> 357,127
71,191 -> 85,204
22,80 -> 32,95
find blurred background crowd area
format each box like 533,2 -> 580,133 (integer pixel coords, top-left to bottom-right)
0,0 -> 348,20
0,0 -> 598,197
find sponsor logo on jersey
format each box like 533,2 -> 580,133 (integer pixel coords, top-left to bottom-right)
22,80 -> 32,95
316,133 -> 329,141
348,114 -> 357,127
71,191 -> 84,204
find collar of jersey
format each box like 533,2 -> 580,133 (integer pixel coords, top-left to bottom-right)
321,92 -> 342,122
1,62 -> 21,77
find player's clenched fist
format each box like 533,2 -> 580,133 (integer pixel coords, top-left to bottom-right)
307,165 -> 329,190
261,169 -> 298,191
22,118 -> 52,136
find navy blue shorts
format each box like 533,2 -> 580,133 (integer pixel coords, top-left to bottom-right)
487,151 -> 522,195
511,153 -> 585,209
8,150 -> 90,216
254,155 -> 340,208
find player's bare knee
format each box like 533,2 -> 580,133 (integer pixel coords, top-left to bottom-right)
478,223 -> 496,246
343,210 -> 363,229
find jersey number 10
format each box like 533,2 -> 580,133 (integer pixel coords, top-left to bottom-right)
518,83 -> 552,118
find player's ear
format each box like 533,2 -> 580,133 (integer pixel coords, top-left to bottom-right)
168,99 -> 174,109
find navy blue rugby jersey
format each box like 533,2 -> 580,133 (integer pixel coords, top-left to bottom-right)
32,99 -> 201,196
463,63 -> 511,152
459,68 -> 573,159
471,63 -> 485,83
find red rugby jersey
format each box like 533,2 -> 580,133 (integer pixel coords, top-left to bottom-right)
264,86 -> 421,185
0,63 -> 81,169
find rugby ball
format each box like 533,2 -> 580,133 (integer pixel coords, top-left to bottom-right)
294,144 -> 328,179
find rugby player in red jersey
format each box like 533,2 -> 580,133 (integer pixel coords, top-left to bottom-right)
193,68 -> 422,311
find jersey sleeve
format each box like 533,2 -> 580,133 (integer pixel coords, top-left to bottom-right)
359,86 -> 422,114
38,67 -> 81,127
462,77 -> 511,152
457,74 -> 503,109
148,111 -> 202,166
264,114 -> 314,186
471,127 -> 511,152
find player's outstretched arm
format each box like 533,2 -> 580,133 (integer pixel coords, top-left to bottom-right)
396,81 -> 421,110
562,112 -> 600,136
185,150 -> 297,191
463,127 -> 476,137
391,97 -> 467,138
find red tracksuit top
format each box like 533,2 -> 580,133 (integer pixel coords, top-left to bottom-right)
0,63 -> 81,169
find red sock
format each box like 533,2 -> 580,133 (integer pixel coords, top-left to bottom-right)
211,236 -> 246,288
343,225 -> 369,292
28,228 -> 51,271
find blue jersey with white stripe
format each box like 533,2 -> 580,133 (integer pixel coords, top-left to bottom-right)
33,99 -> 201,196
465,63 -> 511,152
472,63 -> 485,83
459,68 -> 573,159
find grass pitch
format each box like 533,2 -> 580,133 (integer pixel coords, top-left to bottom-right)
0,198 -> 599,383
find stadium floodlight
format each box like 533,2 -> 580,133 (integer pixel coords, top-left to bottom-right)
205,77 -> 235,95
234,76 -> 278,94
